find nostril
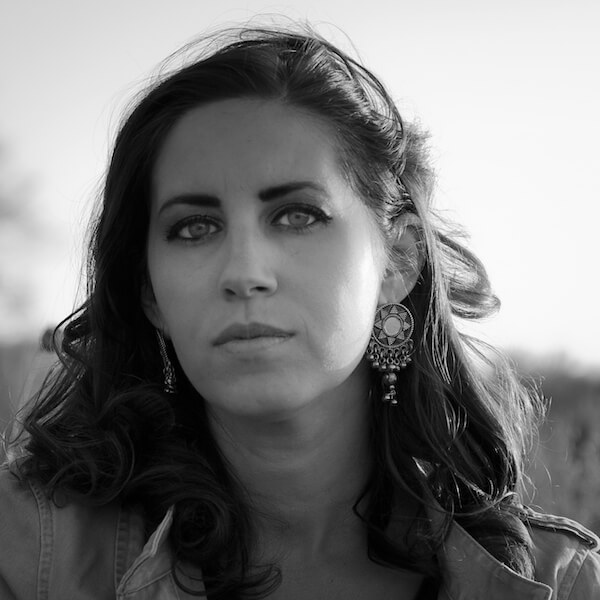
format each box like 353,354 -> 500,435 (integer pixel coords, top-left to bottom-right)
222,278 -> 277,299
219,251 -> 278,299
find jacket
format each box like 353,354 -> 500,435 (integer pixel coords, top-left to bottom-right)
1,464 -> 599,599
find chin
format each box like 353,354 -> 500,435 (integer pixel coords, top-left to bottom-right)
200,380 -> 320,420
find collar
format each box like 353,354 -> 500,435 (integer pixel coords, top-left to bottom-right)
116,506 -> 205,598
117,507 -> 553,599
440,520 -> 552,599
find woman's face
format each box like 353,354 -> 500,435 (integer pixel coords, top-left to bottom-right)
144,98 -> 387,418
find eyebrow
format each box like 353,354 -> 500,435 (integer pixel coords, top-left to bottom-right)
157,181 -> 327,216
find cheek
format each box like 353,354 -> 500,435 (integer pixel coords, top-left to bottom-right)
146,246 -> 210,336
311,232 -> 383,368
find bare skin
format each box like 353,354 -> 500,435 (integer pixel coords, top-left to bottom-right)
209,362 -> 425,600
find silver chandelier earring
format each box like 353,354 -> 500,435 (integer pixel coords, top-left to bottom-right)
366,303 -> 415,405
156,329 -> 177,394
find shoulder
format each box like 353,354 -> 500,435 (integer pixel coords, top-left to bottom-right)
0,462 -> 139,599
440,506 -> 600,600
0,462 -> 43,598
520,506 -> 600,599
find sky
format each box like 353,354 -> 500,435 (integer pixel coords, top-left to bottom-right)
0,0 -> 599,371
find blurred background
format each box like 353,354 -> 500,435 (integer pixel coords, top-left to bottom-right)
1,0 -> 599,532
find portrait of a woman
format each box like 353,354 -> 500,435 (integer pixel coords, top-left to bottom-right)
1,25 -> 598,599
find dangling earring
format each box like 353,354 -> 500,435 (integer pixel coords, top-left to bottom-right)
156,329 -> 177,394
366,303 -> 415,405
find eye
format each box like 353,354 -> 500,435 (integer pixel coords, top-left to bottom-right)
277,210 -> 316,228
272,204 -> 331,231
167,216 -> 221,241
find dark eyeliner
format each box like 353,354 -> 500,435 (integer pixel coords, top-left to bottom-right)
272,203 -> 332,230
165,215 -> 221,242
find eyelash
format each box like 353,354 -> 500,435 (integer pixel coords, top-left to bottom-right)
272,204 -> 332,232
165,204 -> 332,243
166,216 -> 220,242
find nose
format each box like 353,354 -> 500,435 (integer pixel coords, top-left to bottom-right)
218,229 -> 278,300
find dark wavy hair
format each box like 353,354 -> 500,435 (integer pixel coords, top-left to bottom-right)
10,25 -> 542,598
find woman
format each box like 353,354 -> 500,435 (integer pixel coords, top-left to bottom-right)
2,25 -> 599,599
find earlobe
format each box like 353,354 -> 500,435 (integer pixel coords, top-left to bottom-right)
141,280 -> 167,332
378,218 -> 424,305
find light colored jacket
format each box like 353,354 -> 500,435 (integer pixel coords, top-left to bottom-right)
1,464 -> 599,599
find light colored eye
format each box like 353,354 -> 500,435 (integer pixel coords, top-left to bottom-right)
179,219 -> 219,239
278,210 -> 317,228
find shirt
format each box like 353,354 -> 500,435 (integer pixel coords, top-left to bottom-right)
1,464 -> 599,599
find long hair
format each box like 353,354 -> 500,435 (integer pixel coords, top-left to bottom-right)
10,26 -> 542,598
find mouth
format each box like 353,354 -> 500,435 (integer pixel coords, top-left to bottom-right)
212,322 -> 294,346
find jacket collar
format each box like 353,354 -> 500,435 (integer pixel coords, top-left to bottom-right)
117,506 -> 553,599
440,520 -> 552,599
116,506 -> 205,598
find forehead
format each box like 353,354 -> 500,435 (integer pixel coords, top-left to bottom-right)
152,98 -> 347,200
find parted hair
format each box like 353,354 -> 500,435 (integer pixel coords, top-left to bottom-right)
11,25 -> 542,599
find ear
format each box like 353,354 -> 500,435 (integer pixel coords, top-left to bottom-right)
141,278 -> 168,334
378,215 -> 424,304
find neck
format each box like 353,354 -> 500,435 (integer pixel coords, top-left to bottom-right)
207,375 -> 373,557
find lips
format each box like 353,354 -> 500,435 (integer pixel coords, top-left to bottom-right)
212,322 -> 293,346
